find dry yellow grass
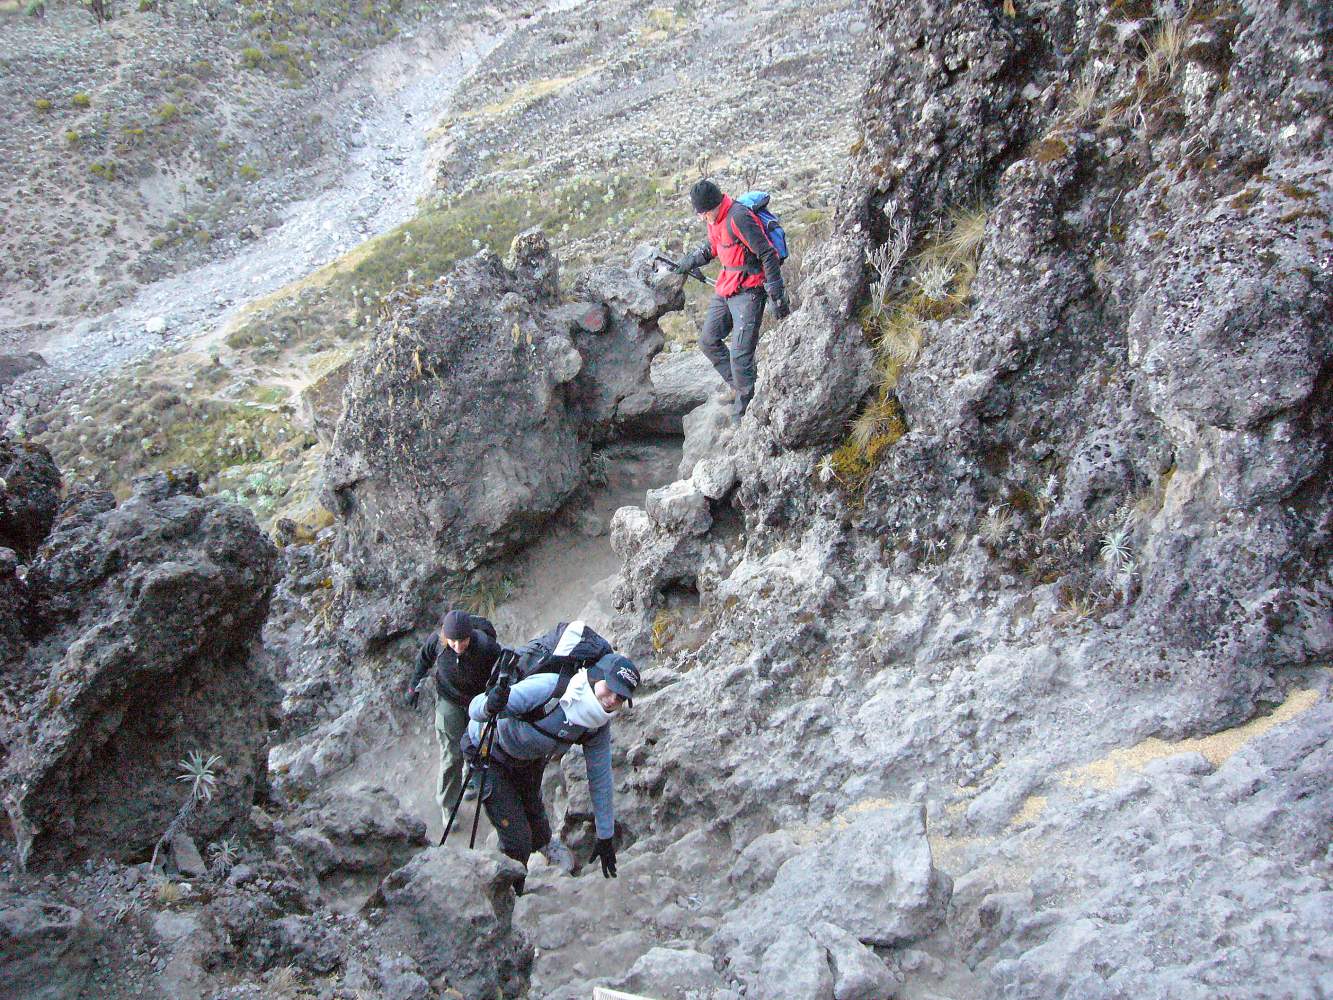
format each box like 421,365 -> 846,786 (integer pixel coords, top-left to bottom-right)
1009,794 -> 1048,828
1066,687 -> 1321,790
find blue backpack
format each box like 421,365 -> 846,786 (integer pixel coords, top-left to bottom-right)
735,191 -> 789,262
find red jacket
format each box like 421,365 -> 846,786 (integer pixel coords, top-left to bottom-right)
688,195 -> 784,298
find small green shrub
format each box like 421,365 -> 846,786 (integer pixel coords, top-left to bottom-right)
241,47 -> 265,68
72,93 -> 92,109
238,163 -> 260,180
89,161 -> 116,180
34,98 -> 53,112
155,102 -> 179,122
24,0 -> 45,16
64,129 -> 79,144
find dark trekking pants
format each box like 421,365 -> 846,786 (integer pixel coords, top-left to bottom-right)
699,286 -> 766,414
481,754 -> 552,874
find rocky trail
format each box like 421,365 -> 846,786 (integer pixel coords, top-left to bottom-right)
326,438 -> 682,853
2,1 -> 1330,999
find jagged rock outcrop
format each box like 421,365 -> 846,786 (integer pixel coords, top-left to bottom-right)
625,349 -> 727,437
717,805 -> 950,977
1,468 -> 279,872
590,2 -> 1332,999
321,231 -> 682,646
287,784 -> 427,881
364,846 -> 533,999
0,891 -> 99,1000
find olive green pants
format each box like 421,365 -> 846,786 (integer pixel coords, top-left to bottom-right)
434,697 -> 470,820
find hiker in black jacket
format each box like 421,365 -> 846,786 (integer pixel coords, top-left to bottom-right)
406,610 -> 502,825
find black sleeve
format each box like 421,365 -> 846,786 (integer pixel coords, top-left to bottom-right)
730,206 -> 783,297
410,634 -> 437,689
680,240 -> 715,272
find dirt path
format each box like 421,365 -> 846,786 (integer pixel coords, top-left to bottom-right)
30,25 -> 506,375
323,439 -> 682,908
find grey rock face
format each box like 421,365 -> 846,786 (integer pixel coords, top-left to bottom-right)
0,892 -> 98,1000
717,805 -> 950,981
0,546 -> 24,665
566,244 -> 680,437
645,479 -> 712,537
0,434 -> 60,561
365,846 -> 532,1000
756,925 -> 835,1000
620,346 -> 727,438
322,238 -> 582,598
691,455 -> 737,501
1,468 -> 278,872
321,232 -> 679,644
287,785 -> 427,879
0,352 -> 47,390
612,946 -> 727,999
749,234 -> 876,450
813,921 -> 901,1000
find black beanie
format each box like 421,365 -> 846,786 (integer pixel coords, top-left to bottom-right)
441,610 -> 472,640
690,179 -> 724,213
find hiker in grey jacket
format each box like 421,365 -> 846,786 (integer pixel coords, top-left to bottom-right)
464,652 -> 641,890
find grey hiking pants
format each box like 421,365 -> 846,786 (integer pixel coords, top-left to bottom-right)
699,286 -> 766,413
434,697 -> 470,820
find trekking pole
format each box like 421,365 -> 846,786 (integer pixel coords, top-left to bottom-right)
439,649 -> 517,847
653,253 -> 712,287
466,718 -> 498,849
439,711 -> 493,846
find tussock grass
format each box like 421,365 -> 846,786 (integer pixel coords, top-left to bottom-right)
1068,74 -> 1100,121
828,204 -> 990,499
1143,15 -> 1188,85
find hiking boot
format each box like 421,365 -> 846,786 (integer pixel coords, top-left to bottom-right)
714,384 -> 736,403
538,838 -> 576,876
462,774 -> 481,801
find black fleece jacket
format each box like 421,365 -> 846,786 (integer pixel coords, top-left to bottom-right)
409,628 -> 502,708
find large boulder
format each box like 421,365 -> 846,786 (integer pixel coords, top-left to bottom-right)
0,890 -> 99,1000
565,243 -> 680,436
716,805 -> 951,982
620,349 -> 725,437
1,469 -> 278,872
287,785 -> 427,880
321,233 -> 682,644
365,846 -> 532,999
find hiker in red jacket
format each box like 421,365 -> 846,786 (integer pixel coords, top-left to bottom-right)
673,179 -> 789,423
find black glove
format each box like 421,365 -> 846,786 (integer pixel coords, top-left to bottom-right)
590,837 -> 617,878
484,678 -> 510,717
771,291 -> 791,320
404,686 -> 420,709
670,257 -> 693,275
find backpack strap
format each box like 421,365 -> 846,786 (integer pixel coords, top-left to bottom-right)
510,666 -> 599,746
723,205 -> 764,276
